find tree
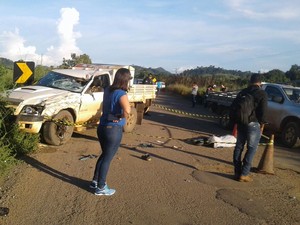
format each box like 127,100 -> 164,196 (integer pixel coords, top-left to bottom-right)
60,53 -> 92,68
286,64 -> 300,81
263,69 -> 289,83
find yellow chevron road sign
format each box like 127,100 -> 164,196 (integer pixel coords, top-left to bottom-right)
13,61 -> 35,84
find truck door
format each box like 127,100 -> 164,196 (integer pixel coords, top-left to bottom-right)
77,74 -> 109,123
264,86 -> 285,131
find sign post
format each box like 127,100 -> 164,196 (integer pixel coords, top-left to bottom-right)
13,61 -> 35,85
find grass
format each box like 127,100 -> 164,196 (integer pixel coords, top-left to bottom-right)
0,96 -> 39,178
167,83 -> 207,96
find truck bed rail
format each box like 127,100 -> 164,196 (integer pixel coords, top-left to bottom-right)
206,91 -> 238,107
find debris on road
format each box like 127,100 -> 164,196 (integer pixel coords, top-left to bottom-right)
183,136 -> 208,146
139,143 -> 154,148
79,154 -> 98,161
0,207 -> 9,216
141,153 -> 152,161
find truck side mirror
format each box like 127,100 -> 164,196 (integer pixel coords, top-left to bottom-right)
272,96 -> 283,103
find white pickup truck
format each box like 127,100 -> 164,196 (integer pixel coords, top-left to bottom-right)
205,83 -> 300,148
4,64 -> 156,145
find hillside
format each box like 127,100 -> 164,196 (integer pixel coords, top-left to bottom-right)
0,57 -> 14,69
132,65 -> 172,76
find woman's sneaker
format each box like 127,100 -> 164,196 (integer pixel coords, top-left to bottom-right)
95,184 -> 116,196
89,180 -> 97,189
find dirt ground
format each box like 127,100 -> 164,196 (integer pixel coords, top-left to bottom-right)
0,91 -> 299,225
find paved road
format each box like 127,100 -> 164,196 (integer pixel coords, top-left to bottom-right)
0,90 -> 299,225
153,91 -> 300,173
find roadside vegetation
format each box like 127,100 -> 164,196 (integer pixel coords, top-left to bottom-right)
0,99 -> 40,177
0,64 -> 46,178
157,66 -> 298,99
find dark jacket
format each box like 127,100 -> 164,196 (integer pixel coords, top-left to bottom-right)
237,84 -> 268,124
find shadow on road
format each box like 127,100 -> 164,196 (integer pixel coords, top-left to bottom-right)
20,155 -> 92,192
143,110 -> 229,137
167,144 -> 233,166
120,144 -> 198,170
72,131 -> 98,142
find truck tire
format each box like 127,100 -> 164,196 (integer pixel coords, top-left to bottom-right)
281,121 -> 299,148
123,107 -> 137,133
42,110 -> 74,146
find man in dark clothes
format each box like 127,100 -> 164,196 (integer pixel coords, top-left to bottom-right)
232,73 -> 268,182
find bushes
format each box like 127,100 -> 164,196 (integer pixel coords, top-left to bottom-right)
167,83 -> 207,97
0,143 -> 16,175
167,83 -> 191,96
0,99 -> 39,176
0,65 -> 42,177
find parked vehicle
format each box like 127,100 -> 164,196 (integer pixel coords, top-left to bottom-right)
156,81 -> 166,89
3,64 -> 156,146
205,83 -> 300,148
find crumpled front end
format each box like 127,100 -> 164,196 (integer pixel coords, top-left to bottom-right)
5,98 -> 46,133
4,89 -> 81,134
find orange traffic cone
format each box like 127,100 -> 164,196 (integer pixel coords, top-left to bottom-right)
257,134 -> 275,175
232,124 -> 238,138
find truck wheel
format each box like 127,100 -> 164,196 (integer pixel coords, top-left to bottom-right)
123,107 -> 137,133
219,109 -> 232,130
281,121 -> 299,148
42,110 -> 74,146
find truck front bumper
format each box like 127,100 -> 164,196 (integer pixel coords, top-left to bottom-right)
17,115 -> 44,133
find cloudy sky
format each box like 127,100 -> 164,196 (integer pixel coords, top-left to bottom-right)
0,0 -> 300,73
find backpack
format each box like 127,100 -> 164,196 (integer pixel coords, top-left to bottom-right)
230,91 -> 256,125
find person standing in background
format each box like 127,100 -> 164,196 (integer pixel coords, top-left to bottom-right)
157,81 -> 162,95
221,84 -> 227,92
90,68 -> 132,196
142,73 -> 154,84
191,82 -> 198,107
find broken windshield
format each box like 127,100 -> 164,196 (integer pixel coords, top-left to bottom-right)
36,71 -> 89,93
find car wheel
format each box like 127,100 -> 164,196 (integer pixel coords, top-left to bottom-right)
281,121 -> 299,148
123,107 -> 137,133
42,110 -> 74,146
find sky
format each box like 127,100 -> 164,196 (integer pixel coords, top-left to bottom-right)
0,0 -> 300,73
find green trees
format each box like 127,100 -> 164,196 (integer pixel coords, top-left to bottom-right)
286,64 -> 300,81
263,69 -> 289,83
60,53 -> 92,68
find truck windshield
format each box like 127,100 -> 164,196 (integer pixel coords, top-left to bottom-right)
36,71 -> 89,93
283,87 -> 300,103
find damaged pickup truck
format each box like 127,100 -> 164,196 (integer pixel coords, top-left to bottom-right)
3,64 -> 156,145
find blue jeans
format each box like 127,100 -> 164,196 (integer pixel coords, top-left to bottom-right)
92,125 -> 123,189
233,122 -> 261,176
